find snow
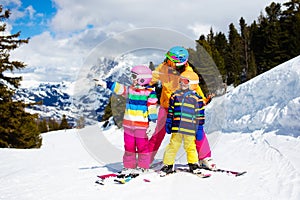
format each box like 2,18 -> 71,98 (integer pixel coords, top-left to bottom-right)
206,55 -> 300,136
1,56 -> 300,200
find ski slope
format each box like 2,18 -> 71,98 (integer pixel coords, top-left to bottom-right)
1,56 -> 300,200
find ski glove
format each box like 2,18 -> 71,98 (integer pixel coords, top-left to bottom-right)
165,118 -> 172,134
205,93 -> 215,105
196,126 -> 204,141
94,79 -> 107,88
148,115 -> 157,123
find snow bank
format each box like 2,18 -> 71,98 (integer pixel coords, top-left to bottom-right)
206,56 -> 300,137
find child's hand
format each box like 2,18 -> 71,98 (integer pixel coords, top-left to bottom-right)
94,79 -> 107,88
205,93 -> 215,104
165,124 -> 172,134
165,119 -> 172,134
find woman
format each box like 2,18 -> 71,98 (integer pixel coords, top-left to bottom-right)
148,46 -> 216,170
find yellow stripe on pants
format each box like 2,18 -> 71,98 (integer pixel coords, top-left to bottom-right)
163,133 -> 198,165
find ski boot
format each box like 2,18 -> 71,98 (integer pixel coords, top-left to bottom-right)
119,168 -> 135,175
188,163 -> 203,174
160,164 -> 174,177
199,157 -> 217,170
134,167 -> 153,174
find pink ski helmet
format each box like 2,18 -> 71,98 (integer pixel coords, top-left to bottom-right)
130,65 -> 152,86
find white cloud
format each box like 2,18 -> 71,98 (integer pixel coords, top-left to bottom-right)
25,5 -> 36,19
187,23 -> 214,38
11,31 -> 86,82
8,0 -> 290,82
0,0 -> 21,7
50,0 -> 288,37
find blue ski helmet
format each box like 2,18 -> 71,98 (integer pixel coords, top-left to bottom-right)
165,46 -> 189,66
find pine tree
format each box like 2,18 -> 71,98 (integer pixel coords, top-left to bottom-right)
0,6 -> 41,148
59,114 -> 70,130
214,32 -> 228,83
207,29 -> 226,83
264,2 -> 283,70
250,14 -> 265,75
48,118 -> 59,131
280,0 -> 300,60
239,17 -> 249,82
252,3 -> 283,74
38,119 -> 48,133
227,23 -> 243,86
191,35 -> 212,95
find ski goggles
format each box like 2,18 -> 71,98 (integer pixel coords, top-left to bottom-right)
131,73 -> 152,80
131,73 -> 138,80
166,58 -> 186,68
179,78 -> 190,85
165,54 -> 187,67
166,59 -> 185,70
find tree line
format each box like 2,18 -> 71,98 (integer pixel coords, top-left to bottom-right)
195,0 -> 300,87
37,114 -> 72,133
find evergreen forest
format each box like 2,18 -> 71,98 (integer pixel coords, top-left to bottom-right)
194,0 -> 300,88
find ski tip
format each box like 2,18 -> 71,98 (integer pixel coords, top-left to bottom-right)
95,180 -> 104,185
202,174 -> 212,178
143,178 -> 151,182
97,173 -> 117,179
114,179 -> 126,184
235,171 -> 247,176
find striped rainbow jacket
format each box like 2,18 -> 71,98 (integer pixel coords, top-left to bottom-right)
105,81 -> 158,129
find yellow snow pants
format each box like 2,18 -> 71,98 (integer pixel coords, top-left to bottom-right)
163,133 -> 198,165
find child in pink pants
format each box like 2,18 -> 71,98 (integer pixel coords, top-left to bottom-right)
96,65 -> 158,173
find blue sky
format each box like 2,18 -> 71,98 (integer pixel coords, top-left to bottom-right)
1,0 -> 289,83
4,0 -> 56,38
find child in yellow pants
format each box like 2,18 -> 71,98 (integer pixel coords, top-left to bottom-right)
160,71 -> 205,175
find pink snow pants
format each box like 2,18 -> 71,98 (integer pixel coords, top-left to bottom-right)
148,107 -> 168,163
195,133 -> 211,160
148,106 -> 211,163
123,127 -> 150,169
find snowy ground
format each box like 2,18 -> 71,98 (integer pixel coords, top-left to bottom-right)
1,127 -> 299,200
1,56 -> 300,200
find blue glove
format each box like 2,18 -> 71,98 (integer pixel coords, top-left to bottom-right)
148,114 -> 157,123
165,118 -> 172,134
165,124 -> 172,134
196,126 -> 204,141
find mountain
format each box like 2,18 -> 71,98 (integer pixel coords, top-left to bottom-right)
14,57 -> 121,126
1,56 -> 300,200
14,81 -> 76,126
14,55 -> 157,127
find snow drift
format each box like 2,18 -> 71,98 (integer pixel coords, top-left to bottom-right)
206,55 -> 300,137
